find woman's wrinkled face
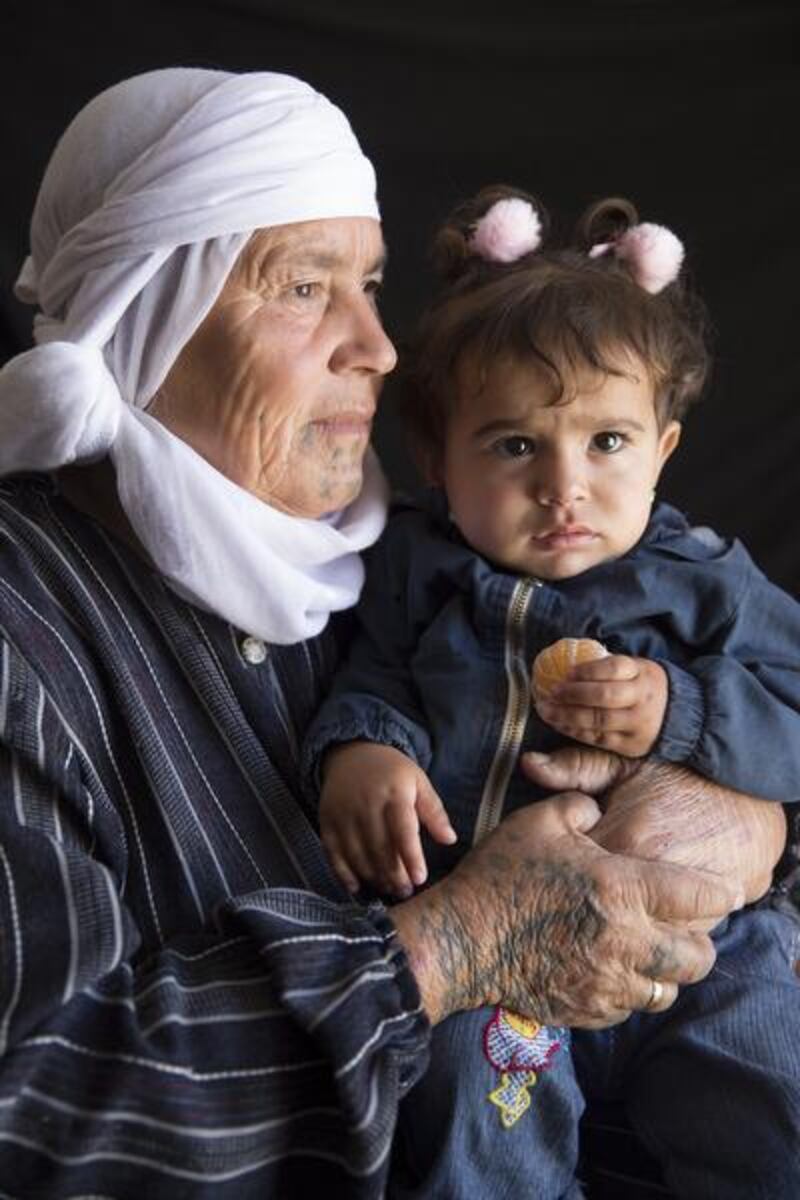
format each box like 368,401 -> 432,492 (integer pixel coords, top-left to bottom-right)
148,217 -> 396,517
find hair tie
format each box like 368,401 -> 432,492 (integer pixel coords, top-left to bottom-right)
469,198 -> 542,264
589,222 -> 684,293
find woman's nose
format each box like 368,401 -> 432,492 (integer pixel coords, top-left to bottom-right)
330,294 -> 398,377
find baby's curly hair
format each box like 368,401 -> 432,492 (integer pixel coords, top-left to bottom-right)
403,185 -> 710,470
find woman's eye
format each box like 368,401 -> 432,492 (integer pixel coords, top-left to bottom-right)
495,436 -> 535,459
592,431 -> 625,453
292,282 -> 318,300
364,278 -> 383,304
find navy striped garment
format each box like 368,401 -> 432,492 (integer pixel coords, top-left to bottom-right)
0,474 -> 429,1198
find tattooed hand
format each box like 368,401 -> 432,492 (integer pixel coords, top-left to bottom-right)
391,790 -> 740,1027
520,748 -> 787,907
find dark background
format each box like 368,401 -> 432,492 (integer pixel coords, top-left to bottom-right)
3,1 -> 798,595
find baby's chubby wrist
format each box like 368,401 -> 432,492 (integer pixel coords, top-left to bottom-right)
320,739 -> 374,785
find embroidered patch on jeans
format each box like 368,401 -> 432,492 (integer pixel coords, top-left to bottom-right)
483,1006 -> 563,1128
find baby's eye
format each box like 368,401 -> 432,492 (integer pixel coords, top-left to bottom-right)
494,436 -> 536,459
592,431 -> 625,453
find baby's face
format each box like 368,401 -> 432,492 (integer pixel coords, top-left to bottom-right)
439,354 -> 680,580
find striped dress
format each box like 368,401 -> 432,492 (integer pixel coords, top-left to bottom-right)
0,474 -> 428,1198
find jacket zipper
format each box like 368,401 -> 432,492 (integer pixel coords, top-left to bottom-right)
472,576 -> 541,844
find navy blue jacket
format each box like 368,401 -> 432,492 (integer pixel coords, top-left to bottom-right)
304,495 -> 800,880
0,475 -> 428,1197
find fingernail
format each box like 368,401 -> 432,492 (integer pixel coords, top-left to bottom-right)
525,751 -> 551,763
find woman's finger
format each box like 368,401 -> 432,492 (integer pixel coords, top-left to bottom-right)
644,925 -> 721,987
636,976 -> 678,1014
641,858 -> 743,926
520,745 -> 633,794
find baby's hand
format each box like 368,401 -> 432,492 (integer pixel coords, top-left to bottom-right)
533,655 -> 668,757
319,741 -> 457,897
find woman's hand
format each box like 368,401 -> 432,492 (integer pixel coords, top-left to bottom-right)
533,654 -> 668,757
319,742 -> 456,897
391,789 -> 739,1027
520,747 -> 787,906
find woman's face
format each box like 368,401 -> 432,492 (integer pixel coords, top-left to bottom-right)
148,217 -> 396,517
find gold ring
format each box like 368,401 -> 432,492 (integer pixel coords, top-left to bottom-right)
646,978 -> 664,1010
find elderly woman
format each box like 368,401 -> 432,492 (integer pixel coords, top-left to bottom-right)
0,69 -> 790,1196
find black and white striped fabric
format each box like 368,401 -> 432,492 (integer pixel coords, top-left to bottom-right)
0,474 -> 428,1197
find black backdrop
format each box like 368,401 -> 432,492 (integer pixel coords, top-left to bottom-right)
3,1 -> 798,594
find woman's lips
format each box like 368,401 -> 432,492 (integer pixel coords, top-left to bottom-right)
313,413 -> 374,436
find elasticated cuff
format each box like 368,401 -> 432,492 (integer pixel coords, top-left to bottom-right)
653,660 -> 706,764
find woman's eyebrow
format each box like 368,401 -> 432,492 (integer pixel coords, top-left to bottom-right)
269,245 -> 388,275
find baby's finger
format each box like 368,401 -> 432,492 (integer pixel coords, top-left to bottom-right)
323,834 -> 362,894
385,800 -> 429,889
339,818 -> 383,888
358,806 -> 414,896
416,780 -> 457,846
546,678 -> 640,709
537,699 -> 635,735
567,655 -> 639,683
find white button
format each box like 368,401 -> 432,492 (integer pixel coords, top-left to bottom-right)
240,636 -> 268,665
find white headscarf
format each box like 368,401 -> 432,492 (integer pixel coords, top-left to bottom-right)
0,68 -> 389,643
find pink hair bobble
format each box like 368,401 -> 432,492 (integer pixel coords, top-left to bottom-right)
469,198 -> 542,263
589,222 -> 685,293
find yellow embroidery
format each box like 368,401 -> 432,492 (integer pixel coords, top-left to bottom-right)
488,1070 -> 539,1128
504,1011 -> 541,1038
482,1005 -> 564,1130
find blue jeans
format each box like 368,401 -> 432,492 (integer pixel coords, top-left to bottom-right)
389,907 -> 800,1199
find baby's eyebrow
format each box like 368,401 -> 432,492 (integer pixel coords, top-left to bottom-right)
470,416 -> 529,439
470,414 -> 649,440
591,417 -> 647,432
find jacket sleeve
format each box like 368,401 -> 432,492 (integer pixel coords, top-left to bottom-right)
302,517 -> 436,795
0,636 -> 428,1192
654,555 -> 800,802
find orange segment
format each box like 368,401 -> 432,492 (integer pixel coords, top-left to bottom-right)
532,637 -> 608,699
